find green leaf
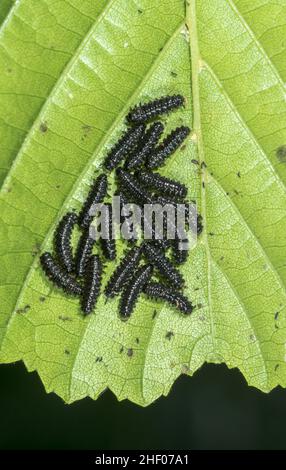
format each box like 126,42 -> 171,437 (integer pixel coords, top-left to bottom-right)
0,0 -> 14,26
0,0 -> 285,406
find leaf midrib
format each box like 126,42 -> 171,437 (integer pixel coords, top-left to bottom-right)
187,0 -> 216,354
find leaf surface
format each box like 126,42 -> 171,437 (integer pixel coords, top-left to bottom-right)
0,0 -> 286,405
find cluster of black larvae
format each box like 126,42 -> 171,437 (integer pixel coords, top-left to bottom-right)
40,173 -> 108,315
40,94 -> 202,319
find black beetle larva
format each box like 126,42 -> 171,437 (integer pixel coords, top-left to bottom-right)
143,281 -> 193,314
119,264 -> 153,319
79,174 -> 108,229
126,95 -> 185,123
81,255 -> 102,315
147,126 -> 190,169
104,124 -> 146,171
54,212 -> 78,273
40,252 -> 82,295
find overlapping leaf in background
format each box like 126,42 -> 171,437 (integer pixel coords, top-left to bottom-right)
0,0 -> 285,406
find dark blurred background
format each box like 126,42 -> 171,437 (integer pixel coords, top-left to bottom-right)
0,362 -> 286,450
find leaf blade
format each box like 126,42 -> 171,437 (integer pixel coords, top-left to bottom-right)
188,0 -> 286,391
0,0 -> 286,405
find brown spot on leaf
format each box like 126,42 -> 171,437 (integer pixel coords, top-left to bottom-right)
127,348 -> 133,358
276,145 -> 286,162
152,310 -> 158,320
58,315 -> 72,322
274,312 -> 279,321
181,364 -> 190,374
39,122 -> 48,133
82,124 -> 93,132
165,331 -> 174,340
16,304 -> 30,314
